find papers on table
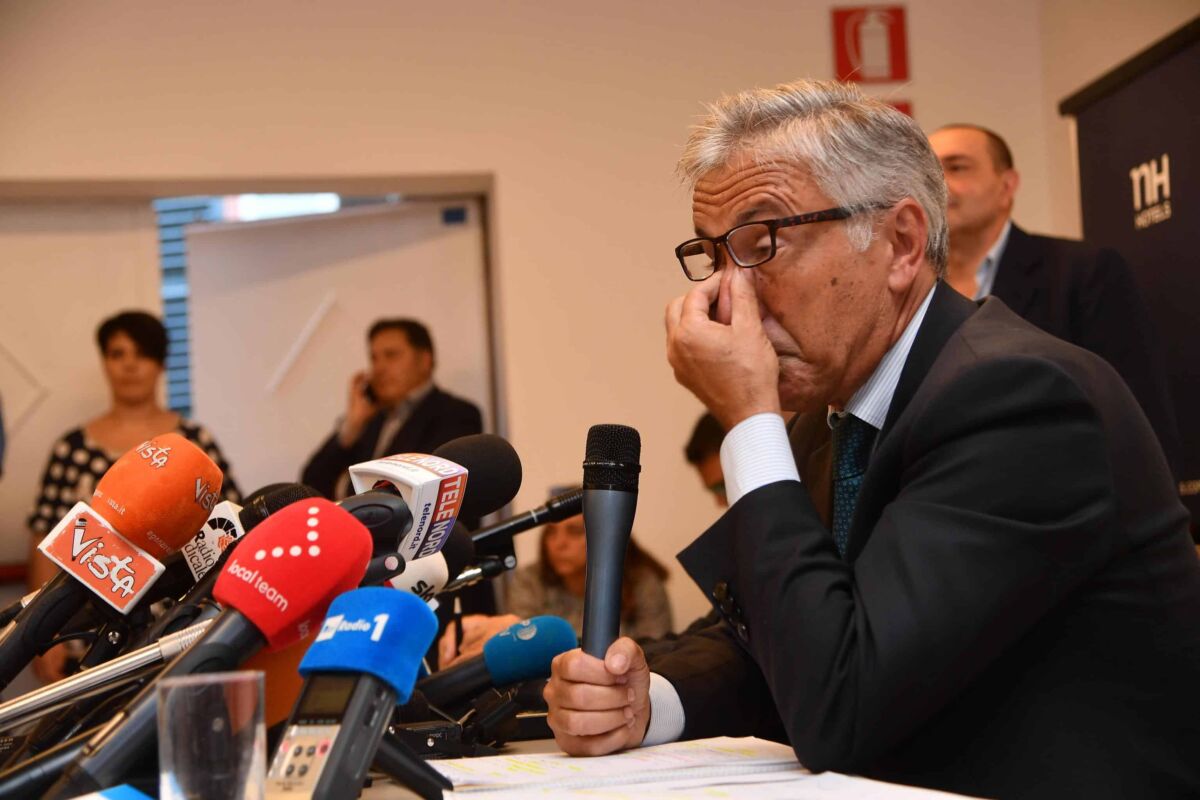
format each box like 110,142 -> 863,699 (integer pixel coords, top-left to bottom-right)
427,737 -> 982,798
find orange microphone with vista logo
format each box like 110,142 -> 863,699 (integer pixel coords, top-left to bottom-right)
0,432 -> 222,690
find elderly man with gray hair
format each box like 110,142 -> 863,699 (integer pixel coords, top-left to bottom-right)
544,79 -> 1200,799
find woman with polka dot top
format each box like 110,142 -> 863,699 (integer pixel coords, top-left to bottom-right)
25,310 -> 241,683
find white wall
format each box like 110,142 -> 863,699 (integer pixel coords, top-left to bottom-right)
0,0 -> 1187,624
1039,0 -> 1198,238
0,202 -> 160,564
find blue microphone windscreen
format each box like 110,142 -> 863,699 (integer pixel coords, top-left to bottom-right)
482,615 -> 578,686
299,587 -> 437,702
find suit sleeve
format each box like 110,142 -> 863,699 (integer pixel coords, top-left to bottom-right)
645,621 -> 786,743
677,356 -> 1121,772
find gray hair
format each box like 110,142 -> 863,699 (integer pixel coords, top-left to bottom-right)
677,79 -> 948,276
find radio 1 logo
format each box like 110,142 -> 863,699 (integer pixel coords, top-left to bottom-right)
1129,154 -> 1171,230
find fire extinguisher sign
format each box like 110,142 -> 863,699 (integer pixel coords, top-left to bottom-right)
832,6 -> 909,83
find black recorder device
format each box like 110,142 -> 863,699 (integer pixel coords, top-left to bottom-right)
266,587 -> 446,800
266,673 -> 394,799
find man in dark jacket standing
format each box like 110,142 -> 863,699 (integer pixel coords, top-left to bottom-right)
929,124 -> 1180,475
301,318 -> 482,500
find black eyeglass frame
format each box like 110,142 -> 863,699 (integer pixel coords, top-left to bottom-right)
674,205 -> 885,281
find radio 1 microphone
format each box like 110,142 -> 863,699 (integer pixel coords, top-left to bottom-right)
580,424 -> 640,657
266,587 -> 441,800
42,499 -> 373,800
0,433 -> 223,690
470,487 -> 583,555
415,616 -> 576,710
245,512 -> 477,732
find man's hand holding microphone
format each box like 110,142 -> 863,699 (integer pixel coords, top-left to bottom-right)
544,637 -> 651,756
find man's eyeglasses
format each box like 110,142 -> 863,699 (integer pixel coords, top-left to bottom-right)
674,205 -> 884,282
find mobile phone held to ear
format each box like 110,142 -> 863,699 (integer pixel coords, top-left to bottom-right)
363,381 -> 378,404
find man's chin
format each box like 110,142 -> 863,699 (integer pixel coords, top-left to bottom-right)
778,381 -> 827,414
777,360 -> 829,414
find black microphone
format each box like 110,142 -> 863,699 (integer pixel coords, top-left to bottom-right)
470,488 -> 583,556
389,523 -> 474,604
580,424 -> 641,657
430,434 -> 523,522
338,490 -> 414,555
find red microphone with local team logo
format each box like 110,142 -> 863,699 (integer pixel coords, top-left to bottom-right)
0,432 -> 223,691
44,497 -> 372,800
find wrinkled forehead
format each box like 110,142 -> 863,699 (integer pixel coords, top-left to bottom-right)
691,152 -> 827,227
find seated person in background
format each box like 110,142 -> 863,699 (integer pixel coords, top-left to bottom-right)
439,489 -> 673,666
27,310 -> 241,683
301,318 -> 482,500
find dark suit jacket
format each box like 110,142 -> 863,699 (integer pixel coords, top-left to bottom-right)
652,284 -> 1200,799
992,224 -> 1181,476
300,386 -> 483,500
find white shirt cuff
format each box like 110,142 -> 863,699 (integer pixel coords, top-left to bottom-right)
719,413 -> 801,506
642,672 -> 686,746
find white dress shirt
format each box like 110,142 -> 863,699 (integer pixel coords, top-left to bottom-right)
972,220 -> 1012,301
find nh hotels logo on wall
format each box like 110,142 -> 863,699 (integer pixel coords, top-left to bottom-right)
1129,154 -> 1172,230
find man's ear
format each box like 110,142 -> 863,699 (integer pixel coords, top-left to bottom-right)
1002,168 -> 1020,209
418,349 -> 434,377
885,198 -> 927,293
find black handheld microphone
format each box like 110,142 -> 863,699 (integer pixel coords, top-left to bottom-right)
580,424 -> 641,657
470,488 -> 583,556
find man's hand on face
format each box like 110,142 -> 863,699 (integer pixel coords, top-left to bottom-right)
666,265 -> 781,431
544,637 -> 651,757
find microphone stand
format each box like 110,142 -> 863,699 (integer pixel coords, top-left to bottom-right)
371,735 -> 452,800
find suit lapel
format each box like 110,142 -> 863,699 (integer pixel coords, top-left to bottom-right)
846,283 -> 978,560
989,223 -> 1040,319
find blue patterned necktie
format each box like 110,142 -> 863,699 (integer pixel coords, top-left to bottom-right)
830,413 -> 877,558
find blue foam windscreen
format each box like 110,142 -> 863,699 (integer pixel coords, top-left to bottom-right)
481,615 -> 578,686
299,587 -> 437,702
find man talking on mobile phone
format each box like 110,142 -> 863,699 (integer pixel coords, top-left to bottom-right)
301,318 -> 483,501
